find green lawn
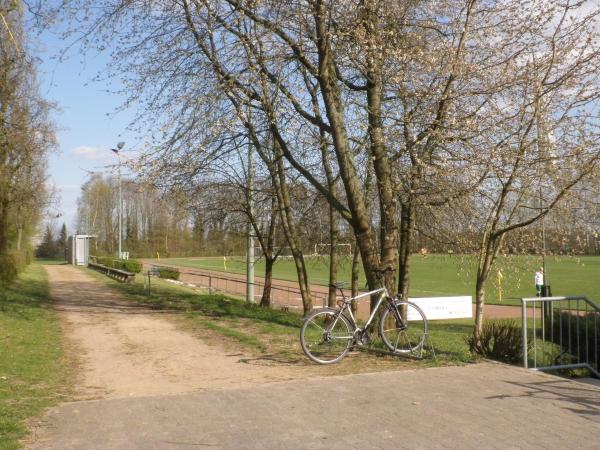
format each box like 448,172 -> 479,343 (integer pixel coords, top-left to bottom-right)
154,254 -> 600,306
0,264 -> 71,450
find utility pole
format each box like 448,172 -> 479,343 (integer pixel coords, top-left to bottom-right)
111,142 -> 125,259
246,138 -> 255,304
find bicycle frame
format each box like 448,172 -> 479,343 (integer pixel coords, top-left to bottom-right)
337,287 -> 390,333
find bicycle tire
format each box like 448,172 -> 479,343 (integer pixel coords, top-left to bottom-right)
300,308 -> 354,364
379,300 -> 427,354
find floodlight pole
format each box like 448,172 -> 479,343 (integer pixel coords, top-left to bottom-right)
246,139 -> 255,304
111,142 -> 125,259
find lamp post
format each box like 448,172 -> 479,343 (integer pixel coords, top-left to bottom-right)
110,142 -> 125,258
246,139 -> 255,304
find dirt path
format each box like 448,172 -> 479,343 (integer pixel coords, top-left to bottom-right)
46,265 -> 311,400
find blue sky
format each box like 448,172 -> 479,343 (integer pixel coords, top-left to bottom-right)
37,26 -> 139,233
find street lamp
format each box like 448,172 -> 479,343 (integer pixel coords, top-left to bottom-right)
110,142 -> 125,259
246,137 -> 255,304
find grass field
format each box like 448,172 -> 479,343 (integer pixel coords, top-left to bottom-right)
0,263 -> 71,450
154,254 -> 600,306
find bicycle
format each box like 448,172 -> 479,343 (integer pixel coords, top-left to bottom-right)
300,271 -> 428,364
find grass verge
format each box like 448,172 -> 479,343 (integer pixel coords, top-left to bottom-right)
84,267 -> 476,368
0,264 -> 71,450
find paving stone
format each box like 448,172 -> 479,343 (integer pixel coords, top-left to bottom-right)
28,363 -> 600,449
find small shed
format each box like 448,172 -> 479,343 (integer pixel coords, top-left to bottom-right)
67,235 -> 96,266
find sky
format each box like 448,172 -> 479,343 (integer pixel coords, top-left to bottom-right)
36,25 -> 139,234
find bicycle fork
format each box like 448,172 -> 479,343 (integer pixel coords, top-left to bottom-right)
388,302 -> 408,331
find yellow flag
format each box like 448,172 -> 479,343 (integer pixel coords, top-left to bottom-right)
497,270 -> 504,302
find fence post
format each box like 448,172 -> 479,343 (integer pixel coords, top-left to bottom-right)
209,276 -> 212,294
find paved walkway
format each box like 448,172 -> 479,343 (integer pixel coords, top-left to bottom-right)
30,363 -> 600,449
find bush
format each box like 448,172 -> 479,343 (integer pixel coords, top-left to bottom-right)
94,256 -> 115,268
10,251 -> 27,273
157,267 -> 180,281
91,256 -> 142,273
551,309 -> 600,367
113,260 -> 143,273
468,319 -> 524,364
0,254 -> 18,285
0,252 -> 28,285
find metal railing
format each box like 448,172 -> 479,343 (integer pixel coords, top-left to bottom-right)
148,264 -> 330,309
521,296 -> 599,378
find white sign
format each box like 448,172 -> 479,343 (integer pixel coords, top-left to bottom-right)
408,296 -> 472,320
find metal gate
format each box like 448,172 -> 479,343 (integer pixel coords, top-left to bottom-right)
521,296 -> 599,378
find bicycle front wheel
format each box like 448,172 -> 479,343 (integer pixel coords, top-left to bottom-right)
300,308 -> 354,364
379,301 -> 427,354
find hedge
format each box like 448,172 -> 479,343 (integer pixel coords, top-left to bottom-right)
113,260 -> 143,273
157,267 -> 180,281
90,256 -> 143,273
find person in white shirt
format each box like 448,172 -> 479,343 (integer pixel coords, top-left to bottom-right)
534,268 -> 544,296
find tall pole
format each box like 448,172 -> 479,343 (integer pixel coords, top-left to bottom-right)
541,208 -> 548,287
118,153 -> 122,259
246,138 -> 255,304
111,142 -> 125,259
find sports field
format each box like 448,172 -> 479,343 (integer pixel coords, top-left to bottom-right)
156,254 -> 600,306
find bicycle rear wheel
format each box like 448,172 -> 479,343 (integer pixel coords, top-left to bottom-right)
300,308 -> 354,364
379,301 -> 427,354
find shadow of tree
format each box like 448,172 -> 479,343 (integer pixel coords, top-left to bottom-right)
487,378 -> 600,419
237,353 -> 308,366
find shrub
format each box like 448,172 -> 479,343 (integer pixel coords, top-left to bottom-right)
10,251 -> 27,273
0,252 -> 29,285
157,267 -> 180,281
113,259 -> 143,273
468,319 -> 524,364
551,309 -> 600,366
91,256 -> 143,273
95,256 -> 115,268
0,254 -> 18,285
